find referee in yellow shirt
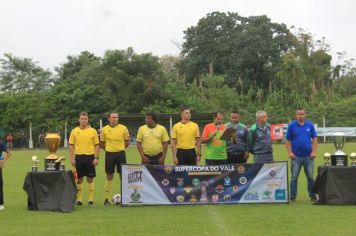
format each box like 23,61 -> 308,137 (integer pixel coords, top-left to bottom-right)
69,112 -> 100,206
171,106 -> 201,165
100,112 -> 130,206
136,112 -> 169,165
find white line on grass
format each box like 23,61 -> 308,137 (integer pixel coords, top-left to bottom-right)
204,205 -> 230,235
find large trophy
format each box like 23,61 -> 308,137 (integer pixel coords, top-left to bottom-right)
331,132 -> 348,166
44,133 -> 64,171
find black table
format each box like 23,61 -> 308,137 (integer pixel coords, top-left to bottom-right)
313,166 -> 356,205
23,171 -> 77,212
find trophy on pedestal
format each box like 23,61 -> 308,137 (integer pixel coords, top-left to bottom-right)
323,153 -> 331,167
331,132 -> 348,166
31,155 -> 39,172
350,153 -> 356,167
44,133 -> 62,171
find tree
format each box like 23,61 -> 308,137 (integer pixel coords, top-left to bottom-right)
0,53 -> 52,92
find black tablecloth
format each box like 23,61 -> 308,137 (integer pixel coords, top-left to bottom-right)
23,171 -> 77,212
313,166 -> 356,205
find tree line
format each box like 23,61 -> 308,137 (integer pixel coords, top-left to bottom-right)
0,12 -> 355,145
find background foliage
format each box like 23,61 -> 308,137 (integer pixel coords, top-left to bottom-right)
0,12 -> 355,146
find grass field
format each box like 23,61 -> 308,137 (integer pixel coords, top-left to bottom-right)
1,143 -> 356,236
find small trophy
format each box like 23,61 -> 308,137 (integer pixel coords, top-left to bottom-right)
331,132 -> 348,166
350,153 -> 356,167
323,153 -> 331,167
32,155 -> 39,172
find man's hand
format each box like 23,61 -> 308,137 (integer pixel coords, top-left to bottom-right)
173,156 -> 178,165
311,151 -> 317,159
71,158 -> 76,167
196,154 -> 201,164
288,152 -> 296,160
158,155 -> 165,165
92,158 -> 99,166
141,155 -> 150,164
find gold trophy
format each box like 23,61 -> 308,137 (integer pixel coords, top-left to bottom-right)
44,133 -> 61,171
323,153 -> 331,167
31,155 -> 39,172
350,153 -> 356,167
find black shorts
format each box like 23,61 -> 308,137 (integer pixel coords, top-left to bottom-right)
75,155 -> 96,179
227,153 -> 247,164
105,151 -> 126,174
177,148 -> 197,165
144,152 -> 162,165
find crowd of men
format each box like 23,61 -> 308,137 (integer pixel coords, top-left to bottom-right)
67,106 -> 318,207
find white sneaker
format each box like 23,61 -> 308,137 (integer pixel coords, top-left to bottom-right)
0,205 -> 4,211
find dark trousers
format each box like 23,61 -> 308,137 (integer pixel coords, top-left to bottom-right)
227,153 -> 247,164
0,168 -> 3,205
143,152 -> 163,165
205,159 -> 228,165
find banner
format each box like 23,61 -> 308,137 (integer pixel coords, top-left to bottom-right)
270,124 -> 284,141
121,162 -> 288,206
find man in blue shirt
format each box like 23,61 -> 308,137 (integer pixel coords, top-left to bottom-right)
286,108 -> 318,202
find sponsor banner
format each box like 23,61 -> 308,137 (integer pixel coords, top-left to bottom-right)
317,127 -> 356,137
271,124 -> 284,141
121,162 -> 288,206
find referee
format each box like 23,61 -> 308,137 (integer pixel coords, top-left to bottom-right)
100,112 -> 130,206
171,106 -> 201,165
69,112 -> 100,206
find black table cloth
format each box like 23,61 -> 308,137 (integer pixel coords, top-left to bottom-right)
23,171 -> 76,212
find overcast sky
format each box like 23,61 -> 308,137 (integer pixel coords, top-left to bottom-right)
0,0 -> 355,70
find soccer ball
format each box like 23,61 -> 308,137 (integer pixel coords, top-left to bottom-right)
112,194 -> 121,205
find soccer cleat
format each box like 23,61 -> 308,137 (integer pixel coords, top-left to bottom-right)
104,198 -> 110,206
0,205 -> 4,211
88,201 -> 94,206
76,201 -> 83,206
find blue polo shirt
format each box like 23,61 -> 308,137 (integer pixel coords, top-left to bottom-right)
286,120 -> 317,157
0,142 -> 6,160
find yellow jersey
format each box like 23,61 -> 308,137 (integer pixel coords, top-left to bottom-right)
101,124 -> 129,152
69,126 -> 99,155
136,124 -> 169,156
172,121 -> 200,149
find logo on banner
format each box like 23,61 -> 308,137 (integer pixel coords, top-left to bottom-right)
233,185 -> 239,192
224,176 -> 231,186
177,178 -> 184,186
223,195 -> 231,201
244,192 -> 259,201
184,186 -> 193,193
215,185 -> 224,194
239,177 -> 247,185
130,189 -> 142,203
128,171 -> 143,184
237,165 -> 245,174
269,170 -> 277,177
262,190 -> 273,200
275,189 -> 286,200
200,181 -> 209,201
192,178 -> 200,187
164,166 -> 173,174
162,179 -> 169,186
190,195 -> 197,202
176,195 -> 185,202
170,187 -> 176,195
211,194 -> 219,203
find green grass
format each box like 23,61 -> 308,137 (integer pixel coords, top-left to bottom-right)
1,143 -> 356,235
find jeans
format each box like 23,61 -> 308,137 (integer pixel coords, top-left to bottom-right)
290,156 -> 315,199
